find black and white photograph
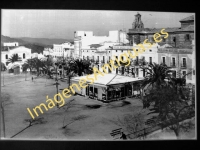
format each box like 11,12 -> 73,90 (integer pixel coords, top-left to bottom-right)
1,9 -> 196,140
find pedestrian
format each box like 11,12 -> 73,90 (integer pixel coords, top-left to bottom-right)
120,132 -> 127,140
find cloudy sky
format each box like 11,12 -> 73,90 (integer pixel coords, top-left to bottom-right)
1,10 -> 194,39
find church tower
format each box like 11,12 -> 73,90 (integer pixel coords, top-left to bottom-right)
132,12 -> 144,29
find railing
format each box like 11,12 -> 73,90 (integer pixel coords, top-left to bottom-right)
126,111 -> 195,139
101,60 -> 105,63
170,63 -> 176,67
181,64 -> 187,68
95,60 -> 99,64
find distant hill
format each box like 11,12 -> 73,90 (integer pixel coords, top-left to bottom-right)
17,37 -> 73,46
1,35 -> 73,46
23,44 -> 45,54
1,35 -> 45,53
1,35 -> 74,54
1,35 -> 28,45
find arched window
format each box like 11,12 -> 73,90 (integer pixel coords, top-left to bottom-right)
23,53 -> 25,59
5,54 -> 8,59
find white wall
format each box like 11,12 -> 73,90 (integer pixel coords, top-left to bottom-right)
3,42 -> 19,47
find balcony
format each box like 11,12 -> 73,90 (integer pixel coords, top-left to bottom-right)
95,60 -> 99,64
170,63 -> 176,68
101,60 -> 105,64
133,60 -> 139,66
181,64 -> 187,69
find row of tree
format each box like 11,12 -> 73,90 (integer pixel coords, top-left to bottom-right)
139,63 -> 194,139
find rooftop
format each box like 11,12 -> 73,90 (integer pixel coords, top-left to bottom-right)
89,44 -> 103,49
71,74 -> 144,86
158,48 -> 193,54
177,25 -> 194,32
128,27 -> 181,34
179,15 -> 194,22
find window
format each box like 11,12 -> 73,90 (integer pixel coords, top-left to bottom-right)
172,57 -> 176,66
121,50 -> 123,52
103,56 -> 105,63
109,51 -> 110,53
23,53 -> 25,59
172,70 -> 176,78
162,57 -> 166,64
182,58 -> 186,67
109,56 -> 111,61
5,54 -> 8,59
149,49 -> 152,52
136,56 -> 138,62
136,68 -> 139,76
162,37 -> 166,42
122,56 -> 124,61
182,71 -> 186,79
83,56 -> 85,59
87,50 -> 88,52
116,50 -> 117,52
83,50 -> 84,52
143,69 -> 145,77
87,56 -> 89,60
151,37 -> 154,42
185,34 -> 190,41
149,57 -> 152,64
97,56 -> 99,61
136,49 -> 138,51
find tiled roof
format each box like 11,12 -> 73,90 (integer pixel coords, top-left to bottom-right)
177,25 -> 194,32
89,44 -> 103,48
158,48 -> 192,54
9,46 -> 21,50
179,15 -> 194,22
128,27 -> 180,34
1,46 -> 20,51
71,74 -> 143,86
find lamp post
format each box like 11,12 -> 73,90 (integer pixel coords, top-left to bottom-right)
55,62 -> 59,108
2,70 -> 5,86
25,70 -> 27,81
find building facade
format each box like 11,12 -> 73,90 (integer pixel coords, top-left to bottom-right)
52,42 -> 74,59
157,48 -> 193,83
74,30 -> 129,59
3,42 -> 19,47
128,13 -> 194,49
1,46 -> 32,66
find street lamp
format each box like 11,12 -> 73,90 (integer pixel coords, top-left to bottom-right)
25,70 -> 27,81
2,69 -> 5,86
54,62 -> 60,108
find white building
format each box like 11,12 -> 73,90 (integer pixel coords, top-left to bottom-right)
1,46 -> 32,68
52,42 -> 74,59
3,42 -> 19,47
43,47 -> 54,56
81,40 -> 159,78
74,30 -> 129,58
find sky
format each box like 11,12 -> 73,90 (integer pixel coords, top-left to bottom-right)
1,10 -> 194,40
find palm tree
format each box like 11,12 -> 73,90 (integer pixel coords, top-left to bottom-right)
1,62 -> 6,71
7,54 -> 22,63
140,62 -> 173,89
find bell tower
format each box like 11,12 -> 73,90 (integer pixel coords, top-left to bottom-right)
132,12 -> 144,29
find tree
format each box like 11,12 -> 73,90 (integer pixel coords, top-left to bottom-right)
7,54 -> 22,63
60,58 -> 93,89
145,86 -> 194,139
1,93 -> 12,138
140,62 -> 173,89
1,62 -> 6,71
